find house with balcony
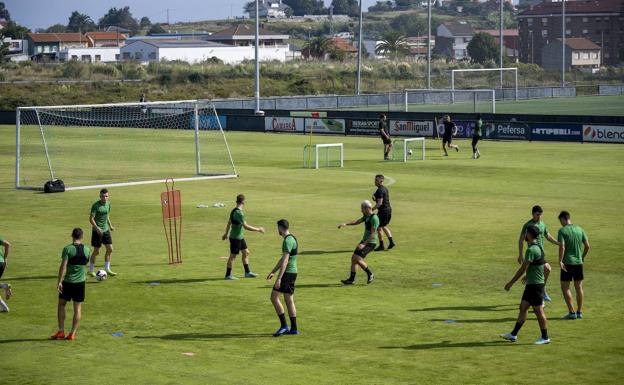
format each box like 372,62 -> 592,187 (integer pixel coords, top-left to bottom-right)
205,24 -> 289,49
27,33 -> 88,59
85,31 -> 127,47
435,21 -> 474,60
541,37 -> 601,73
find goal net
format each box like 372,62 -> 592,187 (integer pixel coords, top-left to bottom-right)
16,100 -> 237,191
303,143 -> 344,169
391,137 -> 425,162
451,68 -> 518,101
404,89 -> 496,113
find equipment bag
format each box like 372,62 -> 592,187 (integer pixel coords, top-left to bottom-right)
44,179 -> 65,193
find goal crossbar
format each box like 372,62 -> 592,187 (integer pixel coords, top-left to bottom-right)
404,88 -> 496,113
392,137 -> 425,162
303,143 -> 344,169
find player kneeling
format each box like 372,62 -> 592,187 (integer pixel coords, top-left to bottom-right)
267,219 -> 299,337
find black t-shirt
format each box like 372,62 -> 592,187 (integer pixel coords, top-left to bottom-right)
379,120 -> 390,138
442,121 -> 456,138
373,186 -> 391,211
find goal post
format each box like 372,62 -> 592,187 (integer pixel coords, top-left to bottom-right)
303,143 -> 344,169
404,88 -> 496,113
391,137 -> 425,162
451,67 -> 518,101
15,100 -> 237,191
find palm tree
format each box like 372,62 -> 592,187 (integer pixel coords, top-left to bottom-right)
67,11 -> 96,33
305,37 -> 331,60
375,32 -> 410,60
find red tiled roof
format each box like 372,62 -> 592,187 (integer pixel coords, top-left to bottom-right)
28,33 -> 86,43
558,37 -> 601,50
208,24 -> 282,38
85,32 -> 128,40
328,37 -> 357,52
519,0 -> 624,16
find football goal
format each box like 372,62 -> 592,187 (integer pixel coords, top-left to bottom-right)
303,143 -> 344,169
451,67 -> 518,101
404,89 -> 496,113
15,100 -> 237,191
391,137 -> 425,162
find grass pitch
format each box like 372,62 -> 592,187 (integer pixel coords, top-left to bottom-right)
1,125 -> 623,384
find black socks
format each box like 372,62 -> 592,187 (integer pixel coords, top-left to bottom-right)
225,267 -> 232,277
511,321 -> 524,336
290,316 -> 297,331
278,313 -> 287,328
244,264 -> 250,274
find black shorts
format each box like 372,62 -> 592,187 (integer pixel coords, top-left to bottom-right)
273,272 -> 297,294
353,244 -> 375,258
91,230 -> 112,248
229,238 -> 248,255
443,135 -> 452,145
59,281 -> 86,303
472,136 -> 481,146
378,210 -> 392,227
0,261 -> 5,279
382,137 -> 392,145
521,284 -> 545,307
561,264 -> 584,282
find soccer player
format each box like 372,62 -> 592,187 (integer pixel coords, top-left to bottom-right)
50,228 -> 91,340
222,194 -> 265,280
379,113 -> 392,160
557,211 -> 590,320
471,114 -> 483,159
518,205 -> 559,301
0,236 -> 12,312
501,225 -> 551,345
267,219 -> 299,337
88,188 -> 116,277
372,174 -> 395,251
441,115 -> 459,156
337,200 -> 377,285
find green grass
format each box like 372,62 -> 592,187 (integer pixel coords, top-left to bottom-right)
1,125 -> 623,384
370,94 -> 624,116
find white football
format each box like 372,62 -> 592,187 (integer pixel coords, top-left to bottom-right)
408,149 -> 413,155
96,269 -> 108,281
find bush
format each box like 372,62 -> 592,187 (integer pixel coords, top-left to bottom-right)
61,61 -> 87,79
187,71 -> 204,83
0,71 -> 5,82
18,60 -> 33,67
118,63 -> 146,80
92,64 -> 120,78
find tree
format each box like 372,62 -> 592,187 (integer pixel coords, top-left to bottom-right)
389,13 -> 427,36
99,6 -> 140,35
1,21 -> 30,39
0,35 -> 9,62
394,0 -> 418,8
46,24 -> 67,33
67,11 -> 96,33
331,0 -> 358,17
243,1 -> 254,13
283,0 -> 326,16
467,32 -> 499,64
375,32 -> 410,60
368,1 -> 393,12
148,23 -> 166,35
140,16 -> 152,30
305,36 -> 331,59
0,1 -> 10,21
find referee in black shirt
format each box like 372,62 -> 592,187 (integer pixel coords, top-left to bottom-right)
372,174 -> 395,251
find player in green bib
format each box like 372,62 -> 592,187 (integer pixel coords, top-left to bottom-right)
89,188 -> 116,277
222,194 -> 265,280
471,114 -> 482,159
338,200 -> 377,285
501,225 -> 551,345
51,228 -> 92,341
518,205 -> 559,301
267,219 -> 299,337
0,236 -> 12,312
557,211 -> 590,320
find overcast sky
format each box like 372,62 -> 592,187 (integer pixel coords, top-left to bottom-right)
5,0 -> 378,30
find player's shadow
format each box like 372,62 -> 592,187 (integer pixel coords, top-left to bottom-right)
134,333 -> 271,341
0,338 -> 49,344
133,278 -> 225,285
7,275 -> 56,281
298,250 -> 353,256
380,340 -> 517,350
257,283 -> 343,289
429,317 -> 517,324
410,304 -> 516,312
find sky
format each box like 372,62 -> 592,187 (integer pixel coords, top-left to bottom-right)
5,0 -> 378,31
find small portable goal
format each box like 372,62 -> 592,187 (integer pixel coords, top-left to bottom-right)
392,137 -> 425,162
303,143 -> 344,169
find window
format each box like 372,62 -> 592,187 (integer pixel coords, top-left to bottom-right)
542,18 -> 548,25
574,52 -> 580,59
566,29 -> 571,35
36,46 -> 43,53
605,52 -> 610,58
81,55 -> 91,62
604,29 -> 610,34
595,17 -> 601,22
582,52 -> 589,59
582,29 -> 588,34
135,52 -> 143,60
527,18 -> 533,26
122,52 -> 131,60
71,55 -> 78,60
583,17 -> 588,22
148,52 -> 156,60
542,30 -> 548,37
115,54 -> 120,61
604,17 -> 609,21
94,55 -> 101,62
566,17 -> 571,23
592,52 -> 598,59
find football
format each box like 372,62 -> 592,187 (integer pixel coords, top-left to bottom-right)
407,149 -> 413,155
96,269 -> 108,281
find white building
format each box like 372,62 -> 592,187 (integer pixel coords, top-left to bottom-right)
120,40 -> 290,64
435,21 -> 474,60
247,0 -> 291,18
59,47 -> 120,63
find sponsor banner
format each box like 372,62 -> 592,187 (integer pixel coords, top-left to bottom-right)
265,117 -> 304,132
190,115 -> 227,129
529,123 -> 582,142
437,120 -> 474,138
304,118 -> 345,134
346,119 -> 379,136
583,125 -> 624,143
484,122 -> 530,140
290,111 -> 327,118
389,120 -> 433,137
